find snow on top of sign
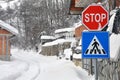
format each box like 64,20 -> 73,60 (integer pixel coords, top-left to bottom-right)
110,34 -> 120,61
41,35 -> 55,40
0,20 -> 19,35
55,28 -> 74,34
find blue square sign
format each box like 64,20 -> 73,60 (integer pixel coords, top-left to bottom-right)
82,31 -> 110,58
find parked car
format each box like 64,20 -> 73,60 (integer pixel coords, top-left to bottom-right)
75,46 -> 82,54
75,38 -> 82,54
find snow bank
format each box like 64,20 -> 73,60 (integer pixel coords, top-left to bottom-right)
110,34 -> 120,61
64,49 -> 72,59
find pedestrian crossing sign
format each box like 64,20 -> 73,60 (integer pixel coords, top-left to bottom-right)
82,31 -> 110,58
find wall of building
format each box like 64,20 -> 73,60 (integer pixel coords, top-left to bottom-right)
75,25 -> 87,40
116,0 -> 120,7
0,28 -> 11,60
0,29 -> 11,34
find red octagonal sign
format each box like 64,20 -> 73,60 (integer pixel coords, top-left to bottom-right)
82,4 -> 109,31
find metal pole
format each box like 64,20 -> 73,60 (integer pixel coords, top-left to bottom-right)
82,59 -> 84,68
89,59 -> 93,75
95,59 -> 98,80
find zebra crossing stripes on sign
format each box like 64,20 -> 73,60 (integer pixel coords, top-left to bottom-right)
82,31 -> 109,58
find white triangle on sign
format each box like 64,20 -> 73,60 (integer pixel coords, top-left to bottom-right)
85,36 -> 106,55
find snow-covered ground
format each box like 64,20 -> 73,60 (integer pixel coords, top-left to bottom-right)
0,48 -> 94,80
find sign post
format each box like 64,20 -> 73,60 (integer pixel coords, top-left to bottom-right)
82,4 -> 109,80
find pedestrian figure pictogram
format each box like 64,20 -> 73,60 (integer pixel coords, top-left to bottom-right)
91,39 -> 99,54
82,31 -> 109,58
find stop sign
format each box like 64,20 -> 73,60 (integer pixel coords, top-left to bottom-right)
82,4 -> 109,31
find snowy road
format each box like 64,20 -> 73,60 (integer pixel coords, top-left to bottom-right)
0,48 -> 94,80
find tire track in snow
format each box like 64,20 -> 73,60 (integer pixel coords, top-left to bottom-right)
16,63 -> 40,80
13,54 -> 40,80
0,61 -> 29,80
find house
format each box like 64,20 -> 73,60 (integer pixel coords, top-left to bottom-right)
0,20 -> 18,61
40,27 -> 75,56
41,35 -> 55,45
116,0 -> 120,8
75,25 -> 87,40
54,22 -> 85,40
55,27 -> 75,40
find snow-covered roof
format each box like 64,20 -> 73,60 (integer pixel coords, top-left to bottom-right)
43,39 -> 64,46
55,28 -> 74,34
42,39 -> 73,46
0,20 -> 19,35
55,22 -> 82,34
110,34 -> 120,61
41,35 -> 55,40
73,21 -> 82,29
